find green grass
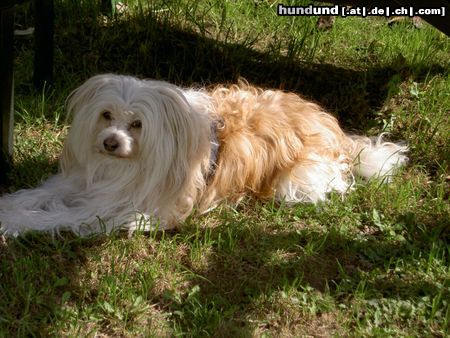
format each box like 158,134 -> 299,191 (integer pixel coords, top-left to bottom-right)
1,0 -> 449,336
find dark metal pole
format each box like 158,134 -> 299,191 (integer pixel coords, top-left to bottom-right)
0,4 -> 15,185
34,0 -> 54,89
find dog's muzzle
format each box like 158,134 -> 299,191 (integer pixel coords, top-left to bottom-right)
97,126 -> 135,158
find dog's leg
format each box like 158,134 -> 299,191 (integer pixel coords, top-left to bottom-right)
275,153 -> 353,203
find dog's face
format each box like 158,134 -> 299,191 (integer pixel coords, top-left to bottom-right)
64,74 -> 186,164
94,108 -> 142,158
61,74 -> 211,187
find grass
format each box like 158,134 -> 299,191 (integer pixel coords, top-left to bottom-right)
1,0 -> 449,336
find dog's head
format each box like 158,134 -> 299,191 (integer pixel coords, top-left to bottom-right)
61,74 -> 211,190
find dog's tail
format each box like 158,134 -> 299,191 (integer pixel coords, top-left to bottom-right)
349,134 -> 408,181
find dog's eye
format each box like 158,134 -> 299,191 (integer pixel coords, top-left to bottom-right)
102,111 -> 112,120
130,120 -> 142,129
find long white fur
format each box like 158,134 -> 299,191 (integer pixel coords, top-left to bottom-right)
0,74 -> 408,237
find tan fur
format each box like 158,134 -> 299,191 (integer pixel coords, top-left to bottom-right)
197,81 -> 355,212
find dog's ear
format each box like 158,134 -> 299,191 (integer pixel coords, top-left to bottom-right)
65,74 -> 112,118
139,85 -> 211,218
60,141 -> 75,175
60,74 -> 117,173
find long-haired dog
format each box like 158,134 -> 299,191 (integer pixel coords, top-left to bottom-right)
0,74 -> 407,236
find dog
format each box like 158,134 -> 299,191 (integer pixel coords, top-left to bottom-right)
0,74 -> 408,236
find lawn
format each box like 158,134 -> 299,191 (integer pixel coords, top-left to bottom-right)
0,0 -> 449,336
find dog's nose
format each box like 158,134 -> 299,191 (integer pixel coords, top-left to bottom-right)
103,136 -> 119,152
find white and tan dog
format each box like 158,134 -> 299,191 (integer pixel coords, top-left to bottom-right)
0,74 -> 407,236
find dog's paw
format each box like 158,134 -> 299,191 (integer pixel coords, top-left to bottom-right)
0,221 -> 23,238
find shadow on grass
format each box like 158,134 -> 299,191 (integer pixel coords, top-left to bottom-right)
0,204 -> 447,335
1,155 -> 59,193
14,10 -> 447,131
0,233 -> 98,335
161,204 -> 448,334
